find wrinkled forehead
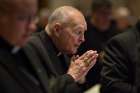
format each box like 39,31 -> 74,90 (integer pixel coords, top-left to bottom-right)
0,0 -> 37,15
70,15 -> 87,30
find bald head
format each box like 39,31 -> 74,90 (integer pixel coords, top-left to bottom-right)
46,6 -> 87,54
113,7 -> 132,31
113,7 -> 130,19
47,6 -> 86,28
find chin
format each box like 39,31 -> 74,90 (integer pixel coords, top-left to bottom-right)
65,50 -> 75,55
18,39 -> 29,47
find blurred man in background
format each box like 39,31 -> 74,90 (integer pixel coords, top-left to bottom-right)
77,0 -> 118,90
100,20 -> 140,93
37,8 -> 50,32
0,0 -> 50,93
113,6 -> 132,33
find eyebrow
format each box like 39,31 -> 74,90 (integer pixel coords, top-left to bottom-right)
73,25 -> 86,31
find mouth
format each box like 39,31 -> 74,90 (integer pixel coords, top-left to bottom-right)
22,34 -> 31,40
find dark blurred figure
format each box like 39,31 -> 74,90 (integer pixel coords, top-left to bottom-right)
100,21 -> 140,93
77,0 -> 118,90
113,7 -> 132,33
37,8 -> 50,32
0,0 -> 49,93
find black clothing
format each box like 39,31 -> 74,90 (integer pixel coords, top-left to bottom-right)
78,17 -> 117,54
100,22 -> 140,93
0,37 -> 46,93
24,31 -> 82,93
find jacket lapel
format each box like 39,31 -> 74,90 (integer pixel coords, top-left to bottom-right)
39,31 -> 69,75
0,50 -> 40,92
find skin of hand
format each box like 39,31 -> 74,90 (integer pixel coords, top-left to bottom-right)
67,50 -> 98,82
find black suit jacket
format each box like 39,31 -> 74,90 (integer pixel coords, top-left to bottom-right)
24,31 -> 82,93
0,39 -> 45,93
101,23 -> 140,93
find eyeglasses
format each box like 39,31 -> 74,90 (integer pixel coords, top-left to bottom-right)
16,14 -> 38,23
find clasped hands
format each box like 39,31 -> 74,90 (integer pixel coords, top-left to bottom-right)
67,50 -> 98,82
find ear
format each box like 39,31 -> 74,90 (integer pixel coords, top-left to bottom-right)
53,23 -> 63,37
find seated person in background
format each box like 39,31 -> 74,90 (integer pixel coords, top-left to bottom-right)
36,8 -> 50,32
100,21 -> 140,93
77,0 -> 118,90
24,6 -> 98,93
113,6 -> 133,33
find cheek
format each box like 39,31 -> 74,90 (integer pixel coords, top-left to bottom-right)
13,24 -> 26,38
63,36 -> 73,50
61,30 -> 78,53
67,37 -> 78,51
67,34 -> 76,44
13,23 -> 29,45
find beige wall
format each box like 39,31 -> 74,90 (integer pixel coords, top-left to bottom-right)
128,0 -> 140,18
40,0 -> 140,19
49,0 -> 76,12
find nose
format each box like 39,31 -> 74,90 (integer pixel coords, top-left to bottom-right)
80,34 -> 85,43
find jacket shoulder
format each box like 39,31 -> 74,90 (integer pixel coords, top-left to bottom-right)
108,27 -> 139,46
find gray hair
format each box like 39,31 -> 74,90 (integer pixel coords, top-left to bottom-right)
48,6 -> 82,26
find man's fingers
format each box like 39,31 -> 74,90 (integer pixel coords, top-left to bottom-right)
88,54 -> 98,69
83,52 -> 98,67
79,50 -> 95,60
68,51 -> 98,82
86,53 -> 98,64
71,55 -> 79,61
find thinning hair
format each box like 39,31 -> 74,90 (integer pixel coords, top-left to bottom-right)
48,6 -> 82,27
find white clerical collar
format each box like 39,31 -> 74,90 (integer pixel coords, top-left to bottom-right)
11,46 -> 20,54
57,52 -> 62,57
